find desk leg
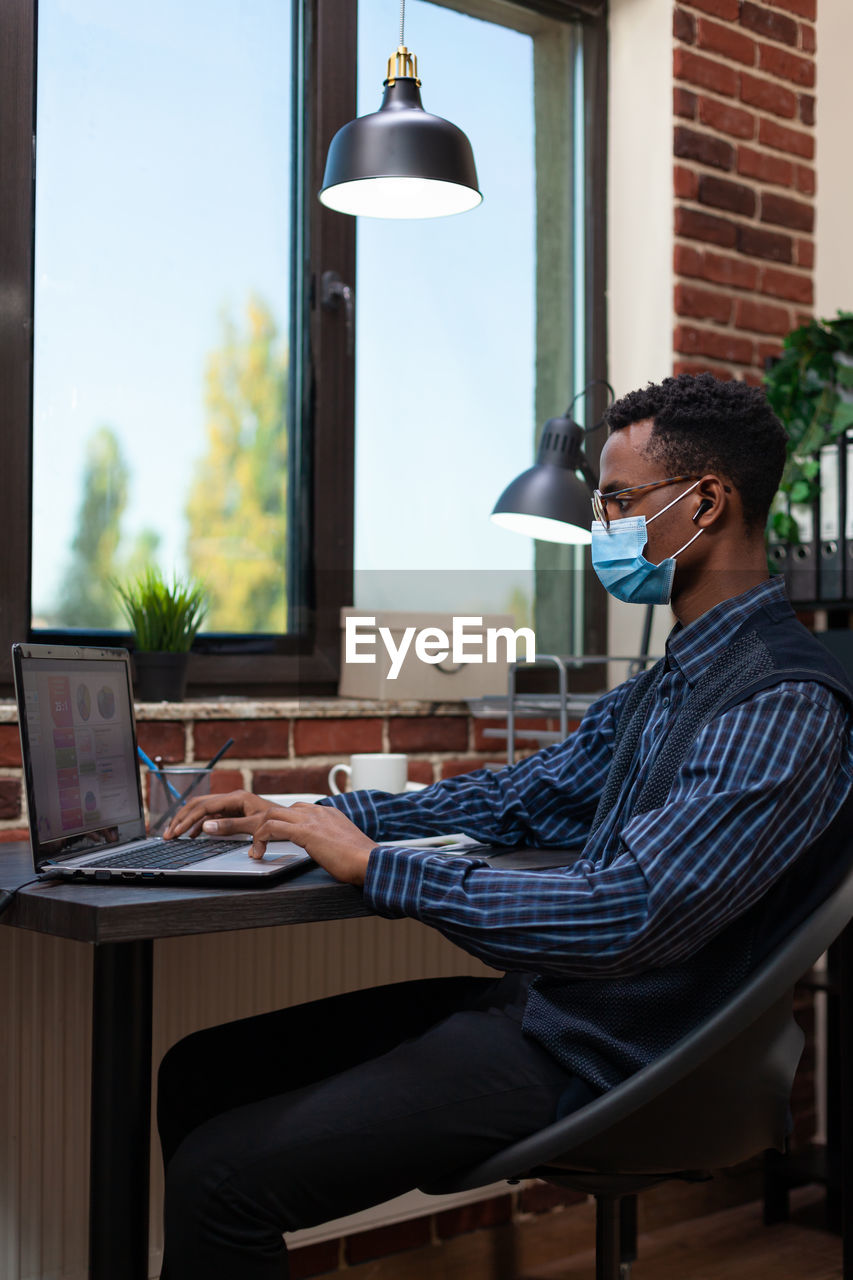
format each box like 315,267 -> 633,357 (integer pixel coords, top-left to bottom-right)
89,939 -> 153,1280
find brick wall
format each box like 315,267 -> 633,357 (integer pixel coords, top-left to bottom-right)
673,0 -> 816,383
0,700 -> 566,840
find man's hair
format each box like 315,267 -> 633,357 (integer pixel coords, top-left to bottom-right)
604,373 -> 788,531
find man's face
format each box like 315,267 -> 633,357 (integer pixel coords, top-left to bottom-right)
597,419 -> 701,567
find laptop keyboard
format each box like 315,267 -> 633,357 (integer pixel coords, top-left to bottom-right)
83,838 -> 248,871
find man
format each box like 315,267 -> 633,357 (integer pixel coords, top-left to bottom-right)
157,373 -> 853,1279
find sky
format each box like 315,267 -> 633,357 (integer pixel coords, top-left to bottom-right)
31,0 -> 537,624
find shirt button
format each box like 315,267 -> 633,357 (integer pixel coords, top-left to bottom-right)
661,695 -> 670,707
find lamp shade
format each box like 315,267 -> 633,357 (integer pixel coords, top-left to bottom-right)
491,413 -> 595,545
319,75 -> 482,219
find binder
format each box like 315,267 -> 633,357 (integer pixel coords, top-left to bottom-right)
818,442 -> 843,601
787,496 -> 817,603
845,432 -> 853,600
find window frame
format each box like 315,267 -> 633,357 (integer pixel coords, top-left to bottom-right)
0,0 -> 606,697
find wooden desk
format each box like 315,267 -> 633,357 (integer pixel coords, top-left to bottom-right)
0,843 -> 372,1280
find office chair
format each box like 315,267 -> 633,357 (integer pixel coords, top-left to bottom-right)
423,813 -> 853,1280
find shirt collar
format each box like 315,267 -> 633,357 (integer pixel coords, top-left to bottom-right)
665,577 -> 790,686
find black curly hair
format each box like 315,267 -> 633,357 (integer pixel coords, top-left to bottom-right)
604,373 -> 788,531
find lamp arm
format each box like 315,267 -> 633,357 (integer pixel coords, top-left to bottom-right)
578,455 -> 599,490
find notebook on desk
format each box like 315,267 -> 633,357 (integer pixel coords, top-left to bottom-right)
12,642 -> 311,885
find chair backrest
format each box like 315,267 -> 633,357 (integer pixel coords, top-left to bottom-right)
424,807 -> 853,1194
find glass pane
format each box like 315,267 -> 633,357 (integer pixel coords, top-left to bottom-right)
31,0 -> 292,634
354,0 -> 536,624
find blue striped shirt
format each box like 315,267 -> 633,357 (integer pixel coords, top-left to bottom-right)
325,579 -> 853,980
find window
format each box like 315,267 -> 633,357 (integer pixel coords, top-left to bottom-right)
0,0 -> 606,694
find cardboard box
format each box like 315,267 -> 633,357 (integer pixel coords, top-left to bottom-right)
338,608 -> 533,701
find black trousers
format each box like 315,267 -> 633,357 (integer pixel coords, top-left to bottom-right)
157,973 -> 582,1279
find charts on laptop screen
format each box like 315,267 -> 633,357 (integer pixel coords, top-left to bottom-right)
19,654 -> 143,853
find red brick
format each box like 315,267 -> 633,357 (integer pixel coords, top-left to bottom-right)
0,828 -> 29,843
734,298 -> 793,336
293,718 -> 382,756
799,93 -> 815,126
759,117 -> 814,159
795,308 -> 814,327
696,17 -> 755,65
672,360 -> 736,380
440,758 -> 493,779
681,0 -> 739,17
737,223 -> 794,262
674,243 -> 704,278
407,759 -> 435,785
795,237 -> 814,268
758,43 -> 815,88
0,725 -> 22,767
289,1239 -> 340,1279
674,5 -> 696,43
674,86 -> 698,119
760,265 -> 813,304
737,145 -> 794,187
761,191 -> 814,233
0,780 -> 22,819
388,716 -> 468,752
700,249 -> 760,290
739,71 -> 796,118
698,95 -> 755,140
345,1217 -> 431,1265
674,125 -> 735,170
675,282 -> 733,324
674,206 -> 737,249
794,163 -> 815,196
674,164 -> 699,200
435,1195 -> 513,1239
252,766 -> 332,795
799,22 -> 816,54
770,0 -> 815,17
674,325 -> 755,365
674,48 -> 738,97
136,721 -> 185,764
210,768 -> 245,795
698,173 -> 756,216
740,2 -> 799,46
742,371 -> 766,387
519,1182 -> 588,1214
194,719 -> 290,760
757,339 -> 784,363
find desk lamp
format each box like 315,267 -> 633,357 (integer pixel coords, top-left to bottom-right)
491,381 -> 614,545
319,0 -> 482,219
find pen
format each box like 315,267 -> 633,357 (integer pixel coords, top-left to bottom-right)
137,746 -> 182,800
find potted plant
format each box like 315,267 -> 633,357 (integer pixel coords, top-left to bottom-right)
763,310 -> 853,545
114,567 -> 208,701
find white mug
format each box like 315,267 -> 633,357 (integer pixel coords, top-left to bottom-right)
328,753 -> 408,795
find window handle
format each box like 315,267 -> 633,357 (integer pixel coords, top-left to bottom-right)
320,270 -> 354,356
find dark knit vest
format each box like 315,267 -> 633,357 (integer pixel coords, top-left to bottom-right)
521,592 -> 853,1092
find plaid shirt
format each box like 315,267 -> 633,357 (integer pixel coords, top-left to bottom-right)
325,579 -> 853,979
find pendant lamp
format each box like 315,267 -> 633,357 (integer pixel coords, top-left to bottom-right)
319,1 -> 482,219
491,382 -> 615,546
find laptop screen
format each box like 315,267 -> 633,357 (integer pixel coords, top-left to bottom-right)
13,644 -> 147,869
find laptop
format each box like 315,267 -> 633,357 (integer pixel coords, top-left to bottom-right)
12,642 -> 312,884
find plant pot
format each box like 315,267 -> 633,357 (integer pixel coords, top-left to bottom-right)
132,651 -> 190,702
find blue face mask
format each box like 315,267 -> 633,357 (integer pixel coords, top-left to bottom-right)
591,480 -> 703,605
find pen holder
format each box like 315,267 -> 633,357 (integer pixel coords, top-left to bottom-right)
148,766 -> 213,832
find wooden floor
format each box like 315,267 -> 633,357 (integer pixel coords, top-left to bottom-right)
522,1187 -> 842,1280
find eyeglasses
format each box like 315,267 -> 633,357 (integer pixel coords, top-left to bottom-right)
591,476 -> 701,529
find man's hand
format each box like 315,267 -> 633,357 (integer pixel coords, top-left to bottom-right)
162,791 -> 376,887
